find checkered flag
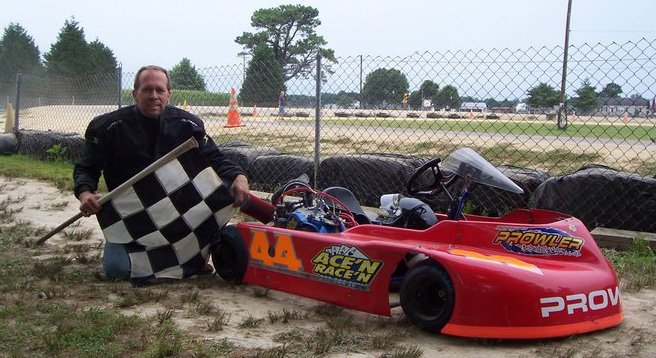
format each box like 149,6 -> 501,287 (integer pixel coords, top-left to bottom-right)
96,138 -> 235,285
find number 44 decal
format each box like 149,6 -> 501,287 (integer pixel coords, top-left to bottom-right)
248,229 -> 303,272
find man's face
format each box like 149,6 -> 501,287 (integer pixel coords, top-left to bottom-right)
132,69 -> 171,118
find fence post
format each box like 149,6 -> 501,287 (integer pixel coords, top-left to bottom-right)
558,0 -> 572,130
314,53 -> 322,188
14,71 -> 21,134
117,65 -> 123,109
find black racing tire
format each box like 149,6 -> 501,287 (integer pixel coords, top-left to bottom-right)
211,225 -> 248,283
399,263 -> 455,332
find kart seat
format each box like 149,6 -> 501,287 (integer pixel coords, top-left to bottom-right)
322,187 -> 372,225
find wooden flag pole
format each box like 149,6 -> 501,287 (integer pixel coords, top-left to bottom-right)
35,138 -> 199,246
35,212 -> 84,245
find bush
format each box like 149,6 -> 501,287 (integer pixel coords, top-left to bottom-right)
120,89 -> 230,107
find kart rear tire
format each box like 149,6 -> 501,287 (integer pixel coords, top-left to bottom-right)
400,264 -> 455,332
211,225 -> 248,283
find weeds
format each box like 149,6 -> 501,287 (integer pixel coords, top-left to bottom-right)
116,288 -> 169,308
379,345 -> 424,358
156,309 -> 174,324
193,301 -> 215,315
312,303 -> 344,317
239,315 -> 264,328
253,287 -> 270,297
46,201 -> 68,211
45,143 -> 69,165
62,227 -> 95,241
603,237 -> 656,291
268,308 -> 306,324
207,310 -> 231,331
182,290 -> 200,303
252,344 -> 289,358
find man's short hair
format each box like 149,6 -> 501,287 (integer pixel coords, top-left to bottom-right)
133,65 -> 171,91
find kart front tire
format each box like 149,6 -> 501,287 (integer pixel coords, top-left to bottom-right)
211,225 -> 248,283
400,263 -> 455,332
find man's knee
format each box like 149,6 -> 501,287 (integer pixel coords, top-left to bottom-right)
103,260 -> 130,279
103,242 -> 131,279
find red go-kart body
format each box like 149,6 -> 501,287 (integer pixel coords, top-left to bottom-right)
231,208 -> 622,339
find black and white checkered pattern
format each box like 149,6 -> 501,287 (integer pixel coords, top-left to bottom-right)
97,146 -> 235,285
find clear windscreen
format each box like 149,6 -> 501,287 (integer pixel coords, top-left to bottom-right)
441,148 -> 524,194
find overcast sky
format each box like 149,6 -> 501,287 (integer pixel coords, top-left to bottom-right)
2,0 -> 655,74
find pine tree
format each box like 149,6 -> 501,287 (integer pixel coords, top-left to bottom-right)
572,79 -> 600,115
169,58 -> 206,91
44,18 -> 91,77
43,18 -> 117,77
0,23 -> 42,93
240,44 -> 285,106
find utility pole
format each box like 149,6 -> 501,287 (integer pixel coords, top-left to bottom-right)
558,0 -> 573,130
359,55 -> 363,109
238,52 -> 249,86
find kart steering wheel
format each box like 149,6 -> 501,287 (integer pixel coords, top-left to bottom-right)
406,158 -> 443,197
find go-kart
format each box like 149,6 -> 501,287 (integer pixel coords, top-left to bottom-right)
212,148 -> 622,339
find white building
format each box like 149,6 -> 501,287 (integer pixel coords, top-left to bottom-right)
460,102 -> 487,112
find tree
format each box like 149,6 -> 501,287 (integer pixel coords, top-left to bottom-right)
435,85 -> 461,110
335,91 -> 359,108
408,90 -> 422,108
88,39 -> 117,74
240,44 -> 285,106
235,4 -> 336,81
571,79 -> 599,115
419,80 -> 439,101
44,18 -> 116,77
169,58 -> 206,91
361,68 -> 409,106
44,18 -> 91,77
599,82 -> 623,98
526,82 -> 559,109
0,23 -> 42,93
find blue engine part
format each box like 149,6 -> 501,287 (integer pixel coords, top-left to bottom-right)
285,207 -> 345,233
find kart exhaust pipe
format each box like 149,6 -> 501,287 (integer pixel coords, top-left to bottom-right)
240,194 -> 275,224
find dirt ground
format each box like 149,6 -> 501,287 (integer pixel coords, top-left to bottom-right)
2,175 -> 655,357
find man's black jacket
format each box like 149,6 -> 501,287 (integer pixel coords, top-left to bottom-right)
73,105 -> 245,198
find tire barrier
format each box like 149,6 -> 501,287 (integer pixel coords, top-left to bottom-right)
468,165 -> 550,216
217,141 -> 279,178
531,165 -> 656,232
250,155 -> 315,192
0,133 -> 18,154
318,153 -> 426,207
11,130 -> 656,233
16,130 -> 85,163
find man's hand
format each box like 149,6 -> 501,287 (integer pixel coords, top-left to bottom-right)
230,174 -> 250,207
78,191 -> 102,217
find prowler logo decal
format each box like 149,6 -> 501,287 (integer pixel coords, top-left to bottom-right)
311,244 -> 383,290
493,227 -> 585,257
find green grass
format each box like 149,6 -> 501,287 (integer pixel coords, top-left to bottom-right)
0,154 -> 107,193
603,237 -> 656,292
318,118 -> 656,141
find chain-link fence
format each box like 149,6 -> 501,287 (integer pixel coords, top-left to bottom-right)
8,38 -> 656,232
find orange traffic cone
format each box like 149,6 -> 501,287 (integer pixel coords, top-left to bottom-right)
5,102 -> 14,133
622,112 -> 629,124
469,110 -> 474,119
252,104 -> 258,117
224,88 -> 245,128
